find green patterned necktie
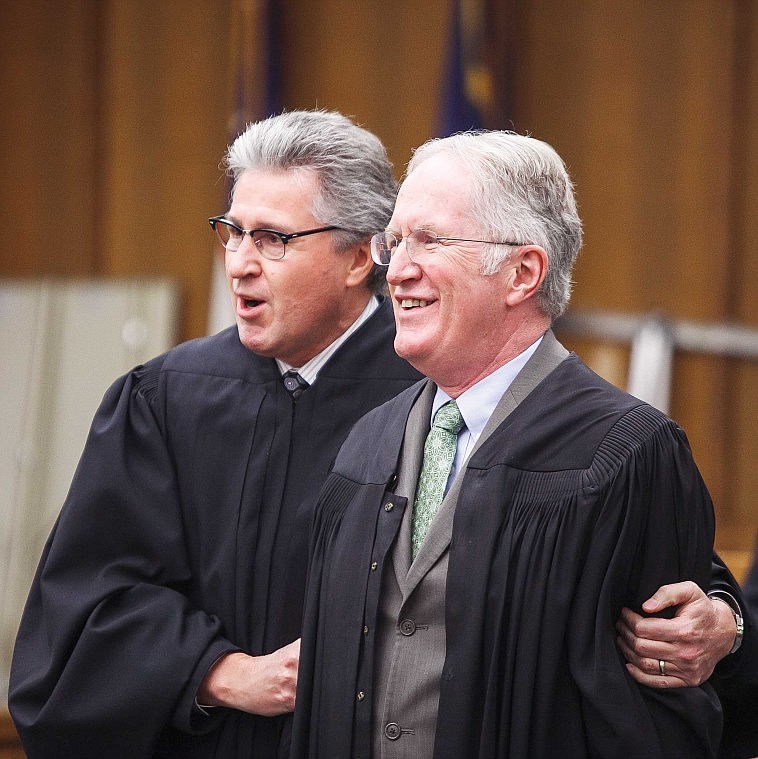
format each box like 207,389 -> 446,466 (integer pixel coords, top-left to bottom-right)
411,400 -> 465,559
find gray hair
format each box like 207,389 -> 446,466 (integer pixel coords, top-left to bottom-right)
225,110 -> 397,294
407,131 -> 583,320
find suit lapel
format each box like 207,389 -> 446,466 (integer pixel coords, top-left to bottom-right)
392,380 -> 436,589
403,331 -> 569,597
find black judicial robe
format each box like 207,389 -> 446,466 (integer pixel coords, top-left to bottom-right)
292,354 -> 722,759
9,299 -> 421,759
715,548 -> 758,759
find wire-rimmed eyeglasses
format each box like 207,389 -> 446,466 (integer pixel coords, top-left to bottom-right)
209,216 -> 344,260
370,229 -> 527,266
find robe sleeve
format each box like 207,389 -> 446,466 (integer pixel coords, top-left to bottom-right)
710,551 -> 753,678
712,548 -> 758,758
745,546 -> 758,613
9,361 -> 238,759
568,410 -> 721,758
290,470 -> 365,758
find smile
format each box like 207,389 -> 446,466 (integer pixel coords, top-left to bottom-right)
400,299 -> 432,308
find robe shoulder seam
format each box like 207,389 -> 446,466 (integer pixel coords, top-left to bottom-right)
587,402 -> 679,484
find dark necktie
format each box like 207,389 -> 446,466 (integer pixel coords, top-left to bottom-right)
282,370 -> 309,401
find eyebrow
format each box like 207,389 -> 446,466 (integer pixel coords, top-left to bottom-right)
224,215 -> 289,232
386,224 -> 439,235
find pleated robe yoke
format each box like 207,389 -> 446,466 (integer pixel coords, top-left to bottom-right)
372,330 -> 569,757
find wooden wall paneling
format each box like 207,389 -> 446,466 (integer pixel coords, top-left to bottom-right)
510,1 -> 736,319
671,353 -> 730,523
731,0 -> 757,326
508,0 -> 757,558
661,4 -> 739,554
98,0 -> 231,340
280,0 -> 446,178
727,2 -> 758,553
731,364 -> 758,548
645,4 -> 734,321
505,2 -> 645,316
0,1 -> 100,277
0,0 -> 231,340
0,708 -> 23,759
0,0 -> 755,568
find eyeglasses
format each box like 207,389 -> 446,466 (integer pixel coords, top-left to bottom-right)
370,229 -> 527,266
209,216 -> 344,260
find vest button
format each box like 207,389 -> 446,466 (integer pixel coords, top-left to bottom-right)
384,722 -> 401,740
399,618 -> 416,636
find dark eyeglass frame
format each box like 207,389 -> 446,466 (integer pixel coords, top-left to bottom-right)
209,216 -> 344,260
370,229 -> 528,266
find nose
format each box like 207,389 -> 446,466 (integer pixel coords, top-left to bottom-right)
386,239 -> 420,286
225,235 -> 262,280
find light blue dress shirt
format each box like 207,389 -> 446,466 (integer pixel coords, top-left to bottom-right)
431,335 -> 543,488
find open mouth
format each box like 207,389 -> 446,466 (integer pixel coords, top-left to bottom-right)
244,298 -> 262,308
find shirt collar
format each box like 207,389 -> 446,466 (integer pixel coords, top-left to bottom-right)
276,295 -> 380,385
431,335 -> 543,436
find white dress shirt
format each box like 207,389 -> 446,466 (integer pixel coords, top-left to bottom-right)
276,295 -> 380,383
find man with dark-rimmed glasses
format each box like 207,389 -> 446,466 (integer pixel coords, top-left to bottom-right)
9,110 -> 421,759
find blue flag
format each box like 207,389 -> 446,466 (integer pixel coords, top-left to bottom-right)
230,0 -> 282,138
209,0 -> 282,335
437,0 -> 483,136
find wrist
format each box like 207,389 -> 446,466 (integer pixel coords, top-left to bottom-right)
198,652 -> 253,708
708,591 -> 744,655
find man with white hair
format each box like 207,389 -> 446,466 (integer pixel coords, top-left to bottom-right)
292,130 -> 724,758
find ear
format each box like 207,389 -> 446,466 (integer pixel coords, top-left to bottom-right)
344,240 -> 375,289
504,245 -> 548,307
